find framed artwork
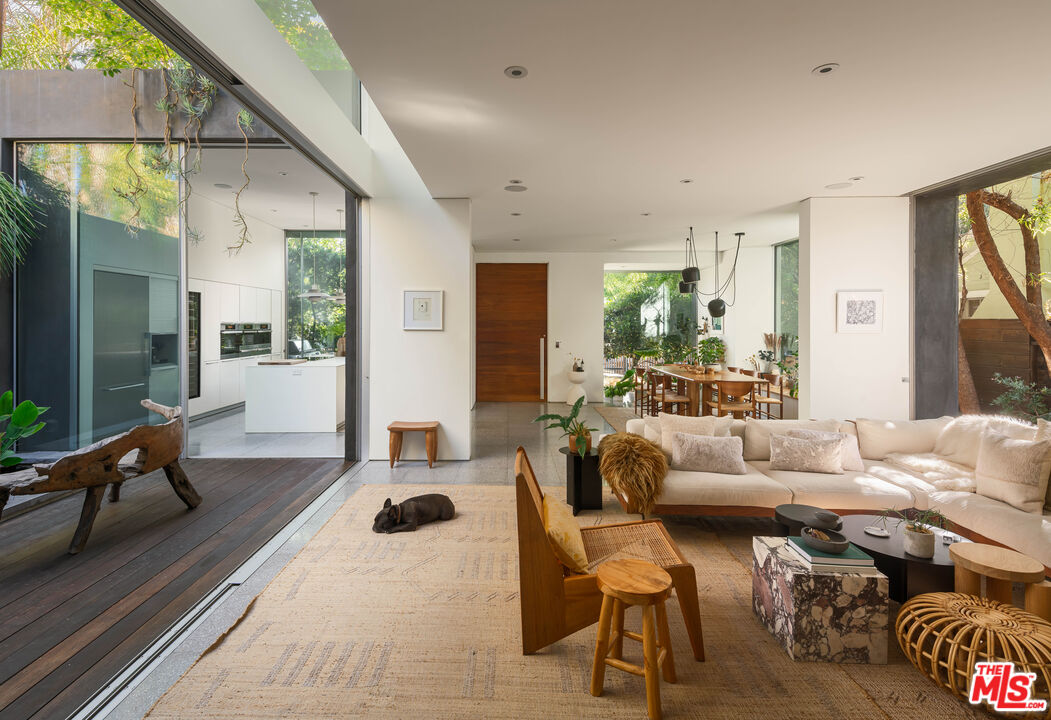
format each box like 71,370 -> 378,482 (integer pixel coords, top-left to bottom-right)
403,290 -> 443,330
710,315 -> 724,335
836,291 -> 883,333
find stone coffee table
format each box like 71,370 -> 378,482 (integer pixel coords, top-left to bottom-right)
752,536 -> 889,664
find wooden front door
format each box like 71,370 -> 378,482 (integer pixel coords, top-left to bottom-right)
476,263 -> 547,401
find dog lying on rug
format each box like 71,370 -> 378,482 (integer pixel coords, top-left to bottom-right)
372,494 -> 455,533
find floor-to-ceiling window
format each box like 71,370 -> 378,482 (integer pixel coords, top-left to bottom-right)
286,229 -> 347,357
603,271 -> 698,372
773,239 -> 799,358
14,142 -> 181,451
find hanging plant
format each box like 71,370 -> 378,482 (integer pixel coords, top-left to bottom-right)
0,172 -> 40,277
229,108 -> 255,253
113,67 -> 150,233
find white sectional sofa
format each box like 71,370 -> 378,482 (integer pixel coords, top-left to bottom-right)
622,415 -> 1051,572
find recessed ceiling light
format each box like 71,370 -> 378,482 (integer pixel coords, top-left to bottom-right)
508,179 -> 523,184
504,65 -> 528,79
611,238 -> 617,242
824,182 -> 853,190
680,179 -> 693,184
512,238 -> 521,242
640,212 -> 651,216
270,209 -> 277,213
848,176 -> 864,181
811,62 -> 840,76
278,171 -> 288,176
510,212 -> 522,216
213,182 -> 232,189
504,185 -> 528,192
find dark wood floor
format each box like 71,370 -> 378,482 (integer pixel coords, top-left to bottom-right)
0,457 -> 347,720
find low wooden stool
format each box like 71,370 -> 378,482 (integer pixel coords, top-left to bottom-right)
591,558 -> 676,720
949,543 -> 1047,618
386,421 -> 439,468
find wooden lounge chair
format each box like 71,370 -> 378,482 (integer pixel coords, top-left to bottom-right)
514,447 -> 704,660
0,399 -> 201,554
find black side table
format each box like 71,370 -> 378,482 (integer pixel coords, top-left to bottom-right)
558,447 -> 603,515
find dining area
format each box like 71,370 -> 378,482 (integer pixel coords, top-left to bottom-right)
633,364 -> 789,420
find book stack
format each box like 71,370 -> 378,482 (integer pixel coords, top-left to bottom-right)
785,537 -> 879,575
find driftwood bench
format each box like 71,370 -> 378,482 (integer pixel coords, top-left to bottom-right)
0,399 -> 202,554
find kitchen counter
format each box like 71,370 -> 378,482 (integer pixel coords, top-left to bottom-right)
244,356 -> 345,433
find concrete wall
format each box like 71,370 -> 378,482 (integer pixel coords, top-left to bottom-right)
914,195 -> 959,418
799,197 -> 912,420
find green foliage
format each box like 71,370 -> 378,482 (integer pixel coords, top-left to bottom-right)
990,373 -> 1051,422
0,391 -> 49,467
533,396 -> 597,459
604,271 -> 698,363
775,241 -> 799,341
880,507 -> 947,534
604,369 -> 635,398
697,337 -> 725,365
287,232 -> 347,351
757,350 -> 775,363
253,0 -> 351,71
0,173 -> 40,276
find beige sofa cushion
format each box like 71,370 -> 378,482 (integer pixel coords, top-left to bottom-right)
787,428 -> 864,471
933,414 -> 1037,468
882,453 -> 976,492
671,433 -> 747,474
656,465 -> 792,509
769,434 -> 844,474
928,490 -> 1051,569
863,461 -> 939,511
742,418 -> 842,461
657,413 -> 732,457
975,431 -> 1051,514
750,461 -> 914,511
854,416 -> 952,460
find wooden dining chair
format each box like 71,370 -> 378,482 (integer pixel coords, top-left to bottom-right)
756,373 -> 785,419
726,366 -> 740,374
705,380 -> 757,419
652,373 -> 689,416
634,369 -> 651,417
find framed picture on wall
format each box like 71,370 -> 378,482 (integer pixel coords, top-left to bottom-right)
710,315 -> 724,335
836,290 -> 883,333
403,290 -> 444,330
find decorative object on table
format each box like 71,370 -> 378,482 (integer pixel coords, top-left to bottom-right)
566,358 -> 588,406
801,526 -> 850,554
879,507 -> 947,559
752,536 -> 889,664
514,447 -> 705,660
371,493 -> 455,534
836,290 -> 883,334
402,289 -> 443,330
757,349 -> 776,374
0,391 -> 48,469
863,525 -> 890,538
839,514 -> 961,603
896,592 -> 1051,713
745,354 -> 760,373
533,396 -> 597,459
949,542 -> 1047,618
558,446 -> 603,515
590,558 -> 678,720
386,420 -> 440,468
597,432 -> 667,513
697,336 -> 725,372
773,503 -> 842,536
785,535 -> 875,571
603,368 -> 635,406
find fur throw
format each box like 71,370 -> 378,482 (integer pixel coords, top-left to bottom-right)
598,432 -> 668,513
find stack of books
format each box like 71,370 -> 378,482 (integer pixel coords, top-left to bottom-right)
785,537 -> 879,575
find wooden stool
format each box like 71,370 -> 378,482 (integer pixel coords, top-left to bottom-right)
591,559 -> 676,720
386,421 -> 439,468
949,543 -> 1046,616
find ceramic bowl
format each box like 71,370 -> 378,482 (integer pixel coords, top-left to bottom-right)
811,510 -> 842,531
801,526 -> 850,554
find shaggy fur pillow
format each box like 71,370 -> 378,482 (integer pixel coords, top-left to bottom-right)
598,432 -> 668,513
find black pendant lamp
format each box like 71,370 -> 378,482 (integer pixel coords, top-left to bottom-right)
706,231 -> 745,318
679,227 -> 700,293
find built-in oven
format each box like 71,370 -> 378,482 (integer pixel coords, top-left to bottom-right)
220,322 -> 241,359
239,323 -> 272,357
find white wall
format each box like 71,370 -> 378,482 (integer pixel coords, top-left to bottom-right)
187,194 -> 286,291
697,246 -> 775,368
366,101 -> 473,461
799,197 -> 912,420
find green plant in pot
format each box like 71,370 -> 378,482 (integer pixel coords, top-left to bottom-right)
603,369 -> 635,405
0,391 -> 48,469
697,337 -> 725,372
880,508 -> 948,559
533,396 -> 598,458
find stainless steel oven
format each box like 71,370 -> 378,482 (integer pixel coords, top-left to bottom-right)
220,322 -> 241,359
220,322 -> 272,359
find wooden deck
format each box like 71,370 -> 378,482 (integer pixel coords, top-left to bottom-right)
0,457 -> 348,720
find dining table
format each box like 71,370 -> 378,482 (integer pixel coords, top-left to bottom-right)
650,364 -> 769,417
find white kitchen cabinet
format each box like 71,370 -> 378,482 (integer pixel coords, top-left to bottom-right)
239,285 -> 257,322
256,287 -> 272,323
271,290 -> 284,354
197,359 -> 222,414
220,359 -> 240,407
220,282 -> 239,323
238,357 -> 261,402
201,280 -> 222,361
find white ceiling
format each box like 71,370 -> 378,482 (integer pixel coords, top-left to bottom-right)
316,0 -> 1051,253
194,147 -> 347,231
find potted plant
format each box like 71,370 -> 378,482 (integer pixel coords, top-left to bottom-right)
880,508 -> 948,558
1,391 -> 48,471
603,369 -> 635,406
533,396 -> 598,458
697,337 -> 725,373
758,349 -> 777,374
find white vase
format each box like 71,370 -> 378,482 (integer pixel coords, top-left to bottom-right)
623,391 -> 635,408
567,369 -> 587,405
903,527 -> 935,558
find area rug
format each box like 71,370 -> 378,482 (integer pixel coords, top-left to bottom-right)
595,405 -> 639,434
147,484 -> 982,719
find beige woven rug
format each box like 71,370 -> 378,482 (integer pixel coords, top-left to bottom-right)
594,405 -> 639,433
148,484 -> 982,719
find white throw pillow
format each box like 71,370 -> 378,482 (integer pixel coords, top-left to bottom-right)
787,428 -> 864,472
742,418 -> 842,461
769,434 -> 845,474
854,417 -> 952,460
657,413 -> 733,457
642,416 -> 661,445
975,429 -> 1051,514
670,433 -> 747,475
933,414 -> 1036,468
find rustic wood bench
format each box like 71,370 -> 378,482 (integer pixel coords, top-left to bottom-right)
0,399 -> 201,554
386,421 -> 439,468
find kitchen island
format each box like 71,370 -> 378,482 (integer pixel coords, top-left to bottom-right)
244,357 -> 345,433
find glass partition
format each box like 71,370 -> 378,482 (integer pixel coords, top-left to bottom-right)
285,229 -> 346,357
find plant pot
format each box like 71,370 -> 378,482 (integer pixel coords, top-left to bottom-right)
704,363 -> 722,374
903,526 -> 936,558
568,433 -> 592,455
603,394 -> 620,406
766,362 -> 780,375
623,391 -> 635,407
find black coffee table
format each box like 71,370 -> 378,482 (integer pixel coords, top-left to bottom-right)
773,503 -> 843,536
558,447 -> 603,515
840,514 -> 968,603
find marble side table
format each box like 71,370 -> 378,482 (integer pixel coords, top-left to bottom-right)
752,536 -> 889,664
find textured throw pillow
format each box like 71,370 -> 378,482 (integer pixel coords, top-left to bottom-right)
933,415 -> 1036,468
657,413 -> 733,457
769,434 -> 845,474
670,433 -> 747,474
854,417 -> 952,460
597,432 -> 667,513
542,494 -> 588,572
742,418 -> 842,461
787,428 -> 864,472
976,430 -> 1051,514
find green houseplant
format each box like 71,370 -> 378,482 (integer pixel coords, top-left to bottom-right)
533,396 -> 598,458
0,391 -> 49,468
603,369 -> 635,405
880,508 -> 948,559
0,173 -> 39,277
697,336 -> 725,370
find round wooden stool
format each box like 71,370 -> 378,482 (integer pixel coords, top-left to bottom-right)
949,543 -> 1047,617
590,559 -> 676,720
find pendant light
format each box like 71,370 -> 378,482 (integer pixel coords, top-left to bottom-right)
706,231 -> 744,318
298,191 -> 331,303
330,208 -> 347,305
679,226 -> 700,293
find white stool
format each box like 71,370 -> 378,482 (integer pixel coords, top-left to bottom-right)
567,369 -> 587,405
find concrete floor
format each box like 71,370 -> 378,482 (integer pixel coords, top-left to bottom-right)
188,407 -> 346,458
103,401 -> 614,719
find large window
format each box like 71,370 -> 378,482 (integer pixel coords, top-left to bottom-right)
774,240 -> 799,356
286,230 -> 346,357
604,271 -> 697,370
